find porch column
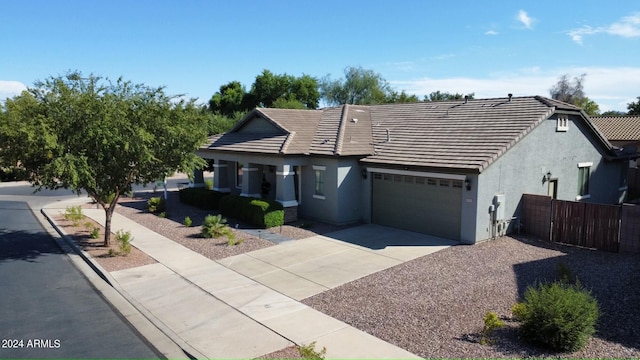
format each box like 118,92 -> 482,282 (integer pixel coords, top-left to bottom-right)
212,160 -> 230,193
240,163 -> 261,198
192,168 -> 205,188
276,164 -> 298,222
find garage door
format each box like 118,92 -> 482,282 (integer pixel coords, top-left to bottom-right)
372,173 -> 462,241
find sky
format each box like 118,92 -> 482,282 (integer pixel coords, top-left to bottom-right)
1,0 -> 639,112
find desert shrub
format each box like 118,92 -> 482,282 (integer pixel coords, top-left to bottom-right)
90,227 -> 100,239
64,205 -> 85,226
202,214 -> 234,242
297,341 -> 326,360
556,261 -> 575,283
84,221 -> 94,230
178,187 -> 225,210
517,280 -> 599,352
219,195 -> 284,228
480,311 -> 505,345
204,179 -> 213,190
147,196 -> 166,214
115,229 -> 133,255
511,302 -> 528,321
183,216 -> 192,227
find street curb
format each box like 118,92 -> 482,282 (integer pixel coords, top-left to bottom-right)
38,206 -> 204,360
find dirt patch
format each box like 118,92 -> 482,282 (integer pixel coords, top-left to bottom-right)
52,212 -> 156,272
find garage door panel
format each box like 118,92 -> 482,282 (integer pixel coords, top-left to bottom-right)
372,174 -> 461,240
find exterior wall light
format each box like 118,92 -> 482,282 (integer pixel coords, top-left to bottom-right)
542,171 -> 552,184
361,169 -> 368,179
465,179 -> 471,191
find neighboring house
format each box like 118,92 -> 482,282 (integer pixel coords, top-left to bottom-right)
196,95 -> 629,244
591,115 -> 640,167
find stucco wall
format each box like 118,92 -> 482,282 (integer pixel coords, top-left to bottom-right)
474,114 -> 626,242
298,157 -> 363,225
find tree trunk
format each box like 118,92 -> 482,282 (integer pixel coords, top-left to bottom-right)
103,204 -> 117,247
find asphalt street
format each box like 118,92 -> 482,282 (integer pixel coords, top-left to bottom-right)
0,185 -> 160,359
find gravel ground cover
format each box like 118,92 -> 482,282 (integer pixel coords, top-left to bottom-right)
302,235 -> 640,358
66,189 -> 640,358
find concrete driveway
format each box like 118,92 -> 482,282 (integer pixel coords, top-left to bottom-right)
217,224 -> 457,300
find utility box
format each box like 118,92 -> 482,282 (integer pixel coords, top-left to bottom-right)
493,193 -> 506,221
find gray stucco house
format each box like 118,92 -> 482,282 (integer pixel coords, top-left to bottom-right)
196,95 -> 629,244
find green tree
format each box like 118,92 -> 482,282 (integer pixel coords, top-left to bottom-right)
1,71 -> 208,246
628,96 -> 640,115
424,91 -> 475,101
208,81 -> 248,117
385,90 -> 420,103
574,97 -> 600,116
248,70 -> 319,109
320,66 -> 392,105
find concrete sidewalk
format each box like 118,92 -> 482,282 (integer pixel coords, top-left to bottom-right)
47,206 -> 420,359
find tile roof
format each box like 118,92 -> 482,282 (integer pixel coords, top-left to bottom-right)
590,116 -> 640,141
201,96 -> 611,172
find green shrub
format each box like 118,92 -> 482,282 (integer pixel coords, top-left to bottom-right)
64,205 -> 85,226
517,280 -> 599,352
158,211 -> 166,218
556,261 -> 575,283
90,227 -> 100,239
511,302 -> 528,321
147,196 -> 166,214
480,311 -> 505,345
297,341 -> 326,360
115,229 -> 133,256
202,214 -> 235,242
178,187 -> 225,210
183,216 -> 193,227
204,179 -> 213,190
219,195 -> 284,228
84,221 -> 94,230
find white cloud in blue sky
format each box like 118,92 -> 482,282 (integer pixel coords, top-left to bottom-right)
517,10 -> 535,29
0,81 -> 27,101
569,13 -> 640,44
0,1 -> 638,112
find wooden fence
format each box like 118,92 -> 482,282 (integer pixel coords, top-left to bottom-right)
521,194 -> 640,253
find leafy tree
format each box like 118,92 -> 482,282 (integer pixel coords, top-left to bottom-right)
550,73 -> 586,104
424,91 -> 475,102
208,81 -> 248,117
248,70 -> 319,109
1,71 -> 208,246
574,97 -> 600,116
628,96 -> 640,115
385,90 -> 420,103
320,66 -> 392,105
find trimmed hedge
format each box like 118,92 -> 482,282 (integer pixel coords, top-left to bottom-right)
178,187 -> 226,210
219,194 -> 284,228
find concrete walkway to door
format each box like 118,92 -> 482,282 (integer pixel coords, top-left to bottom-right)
218,224 -> 457,301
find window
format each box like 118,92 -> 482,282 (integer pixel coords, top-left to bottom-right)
577,162 -> 592,199
235,162 -> 243,188
439,179 -> 450,187
557,115 -> 569,132
313,165 -> 325,199
427,178 -> 437,186
452,180 -> 463,188
373,173 -> 382,180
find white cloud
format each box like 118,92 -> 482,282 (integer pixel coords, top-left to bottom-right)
389,66 -> 640,112
0,80 -> 27,101
568,12 -> 640,44
485,30 -> 499,36
517,10 -> 535,29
